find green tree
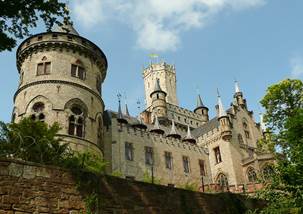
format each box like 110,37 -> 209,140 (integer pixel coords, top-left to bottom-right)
256,79 -> 303,213
0,118 -> 71,164
0,0 -> 69,52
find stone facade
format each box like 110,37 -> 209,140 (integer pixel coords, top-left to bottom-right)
13,25 -> 107,157
11,24 -> 275,193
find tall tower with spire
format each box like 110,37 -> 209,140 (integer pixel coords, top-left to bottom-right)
13,22 -> 108,156
143,62 -> 178,108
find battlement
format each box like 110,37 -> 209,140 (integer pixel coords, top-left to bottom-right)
108,120 -> 207,155
143,62 -> 175,76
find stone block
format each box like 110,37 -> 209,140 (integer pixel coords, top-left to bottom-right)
8,163 -> 23,177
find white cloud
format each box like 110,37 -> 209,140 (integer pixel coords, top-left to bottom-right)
290,56 -> 303,78
72,0 -> 266,52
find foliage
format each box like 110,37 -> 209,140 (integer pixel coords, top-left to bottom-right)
0,0 -> 69,52
0,118 -> 71,164
179,182 -> 199,191
0,118 -> 108,213
111,170 -> 123,178
255,79 -> 303,213
143,170 -> 161,185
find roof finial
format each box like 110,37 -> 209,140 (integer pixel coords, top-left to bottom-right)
150,115 -> 165,134
217,88 -> 227,118
183,125 -> 196,144
235,80 -> 241,93
124,93 -> 130,117
167,119 -> 181,139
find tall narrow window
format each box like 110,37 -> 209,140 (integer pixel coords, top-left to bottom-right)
199,159 -> 206,176
183,156 -> 190,173
217,173 -> 228,189
125,142 -> 134,161
68,106 -> 85,138
214,147 -> 222,164
71,64 -> 85,80
37,62 -> 51,75
243,121 -> 250,139
145,147 -> 153,165
164,151 -> 173,170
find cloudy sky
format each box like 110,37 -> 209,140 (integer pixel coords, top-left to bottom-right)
0,0 -> 302,122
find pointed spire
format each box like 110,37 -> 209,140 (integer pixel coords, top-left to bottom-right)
125,103 -> 130,117
54,20 -> 79,35
117,93 -> 127,124
132,114 -> 147,130
150,115 -> 165,135
167,120 -> 181,139
217,89 -> 227,118
196,94 -> 205,108
154,78 -> 162,92
183,125 -> 196,144
235,80 -> 241,93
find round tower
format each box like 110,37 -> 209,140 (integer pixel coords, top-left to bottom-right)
194,94 -> 209,124
13,23 -> 108,157
150,78 -> 167,119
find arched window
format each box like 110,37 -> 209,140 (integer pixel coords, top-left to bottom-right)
247,167 -> 257,183
68,106 -> 85,138
262,165 -> 274,180
31,102 -> 45,122
217,173 -> 228,189
97,117 -> 103,147
243,119 -> 250,139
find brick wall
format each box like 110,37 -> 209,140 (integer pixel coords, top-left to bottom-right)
0,159 -> 265,214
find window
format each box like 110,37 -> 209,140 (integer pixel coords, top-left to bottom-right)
97,117 -> 103,147
248,148 -> 254,158
247,167 -> 257,182
164,151 -> 173,170
243,121 -> 250,139
238,134 -> 244,145
31,102 -> 45,122
67,35 -> 73,41
71,64 -> 85,80
199,160 -> 206,176
182,156 -> 190,173
37,62 -> 51,75
214,147 -> 222,164
262,165 -> 274,180
145,146 -> 153,165
125,142 -> 134,161
52,34 -> 58,39
68,106 -> 85,138
217,173 -> 228,189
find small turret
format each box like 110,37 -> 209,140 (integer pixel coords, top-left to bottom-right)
183,125 -> 196,144
217,90 -> 232,141
132,115 -> 147,130
150,78 -> 167,119
194,94 -> 209,124
167,120 -> 181,139
234,81 -> 247,108
150,115 -> 165,135
259,113 -> 271,141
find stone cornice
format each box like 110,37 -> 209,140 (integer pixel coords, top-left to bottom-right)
14,80 -> 104,108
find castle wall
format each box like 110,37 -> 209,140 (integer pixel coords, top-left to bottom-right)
104,118 -> 212,188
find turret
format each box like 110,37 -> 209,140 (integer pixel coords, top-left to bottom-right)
150,115 -> 165,135
150,78 -> 167,119
217,91 -> 232,141
166,120 -> 181,139
259,113 -> 271,141
234,81 -> 247,108
182,125 -> 196,144
194,94 -> 209,124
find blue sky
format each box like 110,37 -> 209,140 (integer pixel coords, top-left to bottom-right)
0,0 -> 302,123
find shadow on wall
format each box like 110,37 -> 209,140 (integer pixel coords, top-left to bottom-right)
0,159 -> 266,214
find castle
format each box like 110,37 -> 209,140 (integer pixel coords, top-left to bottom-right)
12,23 -> 274,192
